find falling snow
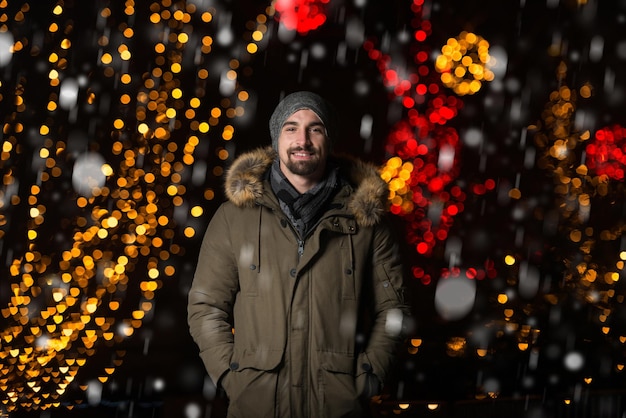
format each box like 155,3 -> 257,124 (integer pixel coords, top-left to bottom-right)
0,0 -> 626,417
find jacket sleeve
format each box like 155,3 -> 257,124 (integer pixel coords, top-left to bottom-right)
360,217 -> 411,387
187,204 -> 239,386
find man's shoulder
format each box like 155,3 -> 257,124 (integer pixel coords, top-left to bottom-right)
224,147 -> 275,207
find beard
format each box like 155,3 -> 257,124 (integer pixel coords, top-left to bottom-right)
283,148 -> 323,176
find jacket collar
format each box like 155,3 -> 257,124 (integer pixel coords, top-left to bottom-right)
223,146 -> 389,227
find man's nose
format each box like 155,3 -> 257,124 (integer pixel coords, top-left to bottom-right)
294,130 -> 312,146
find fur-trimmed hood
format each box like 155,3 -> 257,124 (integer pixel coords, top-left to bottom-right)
224,147 -> 389,227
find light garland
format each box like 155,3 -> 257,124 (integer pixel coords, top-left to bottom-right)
0,0 -> 275,412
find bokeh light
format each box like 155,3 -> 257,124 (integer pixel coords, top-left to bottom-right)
1,0 -> 625,416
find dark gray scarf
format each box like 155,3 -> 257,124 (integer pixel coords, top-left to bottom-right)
270,159 -> 339,238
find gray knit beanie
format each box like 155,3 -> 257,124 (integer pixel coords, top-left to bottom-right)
269,91 -> 337,150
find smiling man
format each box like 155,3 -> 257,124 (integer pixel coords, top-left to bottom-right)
188,91 -> 410,418
276,108 -> 328,190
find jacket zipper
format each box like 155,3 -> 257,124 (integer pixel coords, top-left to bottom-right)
297,239 -> 304,257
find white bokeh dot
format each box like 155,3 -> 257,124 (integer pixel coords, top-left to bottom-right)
434,276 -> 476,321
0,32 -> 14,67
563,351 -> 584,371
72,152 -> 107,197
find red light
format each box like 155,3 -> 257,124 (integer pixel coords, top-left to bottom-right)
364,2 -> 497,285
416,84 -> 428,95
436,229 -> 448,240
274,0 -> 329,34
414,30 -> 427,42
385,69 -> 398,86
368,49 -> 381,60
428,177 -> 444,192
439,106 -> 455,120
472,184 -> 486,195
412,267 -> 424,278
416,242 -> 429,254
416,51 -> 428,63
586,125 -> 626,181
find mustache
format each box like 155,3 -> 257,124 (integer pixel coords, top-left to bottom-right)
288,146 -> 316,153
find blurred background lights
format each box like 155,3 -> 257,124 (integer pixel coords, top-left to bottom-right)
385,308 -> 404,336
563,351 -> 585,371
462,127 -> 484,148
0,0 -> 625,416
486,45 -> 508,79
185,402 -> 202,418
86,380 -> 103,406
435,31 -> 495,95
153,377 -> 165,391
0,31 -> 14,67
482,377 -> 500,398
59,78 -> 80,110
274,0 -> 330,34
434,275 -> 476,321
71,152 -> 108,197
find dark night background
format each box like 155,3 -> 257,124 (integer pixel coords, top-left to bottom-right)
2,0 -> 626,417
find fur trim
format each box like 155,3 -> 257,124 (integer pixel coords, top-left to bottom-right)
224,147 -> 389,226
224,147 -> 276,208
335,154 -> 389,227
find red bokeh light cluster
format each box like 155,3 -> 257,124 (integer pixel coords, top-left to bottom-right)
384,122 -> 465,270
366,0 -> 496,284
274,0 -> 330,34
586,125 -> 626,181
386,122 -> 461,193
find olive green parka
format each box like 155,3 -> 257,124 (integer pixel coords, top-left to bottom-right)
188,147 -> 410,418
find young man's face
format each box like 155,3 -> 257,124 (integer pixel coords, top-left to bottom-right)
277,109 -> 330,185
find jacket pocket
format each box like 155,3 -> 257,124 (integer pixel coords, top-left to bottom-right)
225,350 -> 281,418
225,368 -> 277,418
318,352 -> 362,417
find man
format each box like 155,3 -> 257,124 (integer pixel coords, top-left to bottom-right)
188,91 -> 410,417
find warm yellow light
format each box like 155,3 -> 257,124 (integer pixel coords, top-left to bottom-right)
247,43 -> 258,54
504,255 -> 516,265
101,53 -> 113,64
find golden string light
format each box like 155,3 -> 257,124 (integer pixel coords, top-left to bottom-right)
0,1 -> 275,413
530,61 -> 626,372
435,31 -> 495,95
